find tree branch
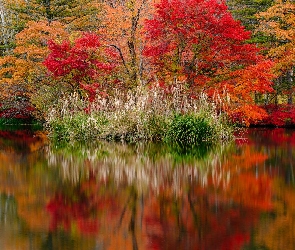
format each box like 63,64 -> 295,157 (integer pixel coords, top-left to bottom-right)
109,44 -> 130,75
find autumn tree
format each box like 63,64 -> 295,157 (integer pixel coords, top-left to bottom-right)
0,0 -> 103,118
44,32 -> 119,102
143,0 -> 274,125
8,0 -> 101,31
99,0 -> 150,87
256,2 -> 295,104
0,20 -> 69,118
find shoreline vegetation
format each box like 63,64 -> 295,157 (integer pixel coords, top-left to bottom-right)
44,86 -> 234,145
0,0 -> 295,146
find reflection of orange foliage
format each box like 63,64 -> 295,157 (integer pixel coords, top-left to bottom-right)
227,174 -> 273,210
207,144 -> 273,210
0,128 -> 287,249
16,194 -> 50,230
0,130 -> 47,153
140,189 -> 258,250
255,184 -> 295,249
29,132 -> 48,152
228,145 -> 268,171
0,131 -> 49,231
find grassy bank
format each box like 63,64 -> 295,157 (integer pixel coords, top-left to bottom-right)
45,85 -> 233,145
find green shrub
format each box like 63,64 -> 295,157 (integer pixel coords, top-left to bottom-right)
48,112 -> 108,142
142,114 -> 169,141
165,114 -> 215,147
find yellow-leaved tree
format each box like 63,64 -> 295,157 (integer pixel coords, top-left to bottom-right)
0,20 -> 69,119
256,1 -> 295,104
99,0 -> 152,88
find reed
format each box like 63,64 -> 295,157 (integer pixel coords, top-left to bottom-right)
45,82 -> 233,143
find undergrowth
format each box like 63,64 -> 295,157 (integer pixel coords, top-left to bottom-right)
45,83 -> 233,144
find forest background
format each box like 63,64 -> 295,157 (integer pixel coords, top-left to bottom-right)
0,0 -> 294,142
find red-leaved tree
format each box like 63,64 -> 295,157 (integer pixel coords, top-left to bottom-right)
44,33 -> 119,102
143,0 -> 275,125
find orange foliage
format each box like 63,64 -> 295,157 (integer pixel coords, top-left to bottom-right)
0,20 -> 68,108
99,0 -> 152,85
257,2 -> 295,74
0,21 -> 68,86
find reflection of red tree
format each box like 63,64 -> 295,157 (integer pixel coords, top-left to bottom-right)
47,192 -> 99,234
246,128 -> 295,146
142,188 -> 263,250
46,175 -> 118,235
0,130 -> 46,147
140,143 -> 273,250
265,129 -> 295,145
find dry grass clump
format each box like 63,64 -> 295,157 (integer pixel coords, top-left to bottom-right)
45,82 -> 233,143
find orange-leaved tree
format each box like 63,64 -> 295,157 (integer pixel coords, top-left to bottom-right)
256,2 -> 295,104
98,0 -> 152,88
0,20 -> 69,118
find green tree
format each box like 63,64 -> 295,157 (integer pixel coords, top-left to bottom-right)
8,0 -> 101,31
0,0 -> 22,56
227,0 -> 274,43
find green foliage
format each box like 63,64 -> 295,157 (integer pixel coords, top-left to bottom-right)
49,111 -> 170,143
9,0 -> 101,30
142,114 -> 169,141
45,86 -> 233,144
167,142 -> 213,163
48,112 -> 107,142
165,114 -> 215,148
227,0 -> 274,43
0,118 -> 42,131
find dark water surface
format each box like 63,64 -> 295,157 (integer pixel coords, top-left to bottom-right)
0,128 -> 294,250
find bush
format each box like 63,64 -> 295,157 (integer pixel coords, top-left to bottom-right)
48,112 -> 108,142
254,104 -> 295,127
165,114 -> 215,147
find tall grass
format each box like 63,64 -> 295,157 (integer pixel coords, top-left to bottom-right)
45,82 -> 233,144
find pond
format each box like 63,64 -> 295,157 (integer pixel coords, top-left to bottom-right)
0,128 -> 294,250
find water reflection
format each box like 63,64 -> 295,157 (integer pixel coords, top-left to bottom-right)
0,128 -> 295,249
47,142 -> 227,193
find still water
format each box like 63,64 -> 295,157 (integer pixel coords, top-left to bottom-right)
0,128 -> 294,250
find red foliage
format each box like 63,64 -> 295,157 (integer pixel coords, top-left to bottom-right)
143,0 -> 274,124
144,0 -> 269,81
44,33 -> 119,101
0,106 -> 35,119
255,104 -> 295,127
0,100 -> 35,119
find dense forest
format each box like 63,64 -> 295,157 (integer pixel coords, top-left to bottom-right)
0,0 -> 294,141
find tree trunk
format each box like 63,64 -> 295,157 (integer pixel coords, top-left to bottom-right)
287,69 -> 293,105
